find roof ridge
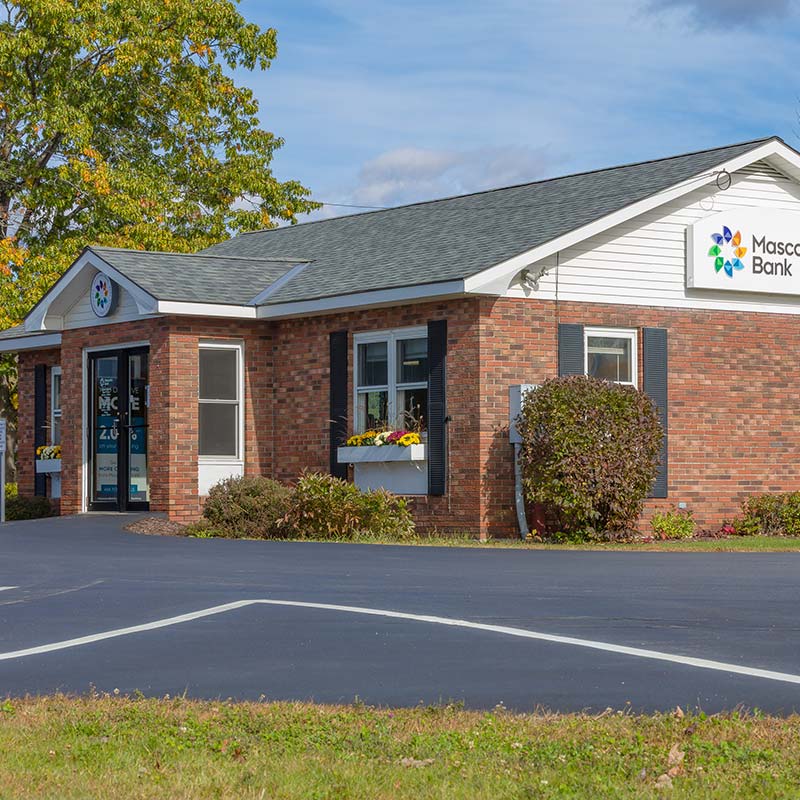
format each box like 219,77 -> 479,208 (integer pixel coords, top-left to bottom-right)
235,135 -> 779,236
91,246 -> 310,263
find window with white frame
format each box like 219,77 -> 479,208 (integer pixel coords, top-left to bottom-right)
584,327 -> 637,386
51,367 -> 62,445
198,342 -> 243,458
355,328 -> 428,432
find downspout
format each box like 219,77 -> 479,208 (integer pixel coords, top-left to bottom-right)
509,384 -> 534,540
513,442 -> 528,539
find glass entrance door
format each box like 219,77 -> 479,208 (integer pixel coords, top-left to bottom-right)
89,348 -> 149,511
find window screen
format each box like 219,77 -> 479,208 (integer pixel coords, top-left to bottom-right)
199,346 -> 240,457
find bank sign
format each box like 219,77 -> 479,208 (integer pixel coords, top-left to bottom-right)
687,209 -> 800,295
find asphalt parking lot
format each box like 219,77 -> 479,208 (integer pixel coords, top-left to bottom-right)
0,513 -> 798,713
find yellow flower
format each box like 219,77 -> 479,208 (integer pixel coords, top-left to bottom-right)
398,433 -> 421,447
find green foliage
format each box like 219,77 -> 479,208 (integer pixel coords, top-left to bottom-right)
284,472 -> 416,542
196,472 -> 416,541
517,376 -> 663,540
735,492 -> 800,537
201,475 -> 292,539
650,507 -> 695,540
5,482 -> 17,498
6,492 -> 52,520
0,0 -> 319,330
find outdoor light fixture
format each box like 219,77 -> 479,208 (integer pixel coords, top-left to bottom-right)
519,265 -> 548,291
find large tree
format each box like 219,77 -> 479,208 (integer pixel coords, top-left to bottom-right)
0,0 -> 318,327
0,0 -> 318,475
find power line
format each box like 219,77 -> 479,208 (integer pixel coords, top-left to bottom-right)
311,169 -> 734,215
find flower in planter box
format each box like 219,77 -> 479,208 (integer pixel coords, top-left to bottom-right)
36,445 -> 61,460
345,429 -> 422,447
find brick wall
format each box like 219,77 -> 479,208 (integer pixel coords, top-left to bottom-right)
18,294 -> 800,536
272,298 -> 483,533
159,318 -> 272,521
478,296 -> 800,536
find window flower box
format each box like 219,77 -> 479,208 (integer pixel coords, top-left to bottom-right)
337,444 -> 426,464
36,459 -> 62,474
337,444 -> 427,495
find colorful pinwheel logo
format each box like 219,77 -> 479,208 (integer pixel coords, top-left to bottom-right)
709,226 -> 747,278
93,276 -> 110,310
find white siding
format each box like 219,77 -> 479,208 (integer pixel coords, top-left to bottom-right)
506,160 -> 800,314
62,269 -> 152,329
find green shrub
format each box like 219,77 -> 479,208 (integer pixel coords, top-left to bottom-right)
517,376 -> 663,540
650,507 -> 695,540
735,493 -> 800,537
284,472 -> 415,541
201,475 -> 292,539
6,494 -> 53,521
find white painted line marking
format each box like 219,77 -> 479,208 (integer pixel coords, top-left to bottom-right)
0,587 -> 17,592
0,598 -> 798,687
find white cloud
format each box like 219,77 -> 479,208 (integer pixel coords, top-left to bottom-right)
349,144 -> 555,207
648,0 -> 794,24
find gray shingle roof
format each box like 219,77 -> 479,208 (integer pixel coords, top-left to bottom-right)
202,136 -> 777,305
0,324 -> 41,340
89,247 -> 309,305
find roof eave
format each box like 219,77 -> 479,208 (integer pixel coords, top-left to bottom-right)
257,279 -> 468,320
0,332 -> 62,353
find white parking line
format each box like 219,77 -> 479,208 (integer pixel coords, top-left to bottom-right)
0,598 -> 799,686
0,587 -> 17,592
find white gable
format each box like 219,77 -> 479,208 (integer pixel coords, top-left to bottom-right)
504,159 -> 800,315
61,267 -> 150,329
24,250 -> 159,332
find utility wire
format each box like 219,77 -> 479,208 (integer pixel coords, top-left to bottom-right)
311,169 -> 735,214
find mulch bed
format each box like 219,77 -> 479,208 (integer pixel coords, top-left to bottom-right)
124,516 -> 188,537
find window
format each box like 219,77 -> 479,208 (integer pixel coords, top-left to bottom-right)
584,328 -> 637,386
355,327 -> 428,432
51,367 -> 62,445
198,343 -> 243,458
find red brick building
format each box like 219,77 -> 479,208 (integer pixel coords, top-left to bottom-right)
4,136 -> 800,537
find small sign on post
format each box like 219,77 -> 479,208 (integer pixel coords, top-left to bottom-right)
0,418 -> 7,523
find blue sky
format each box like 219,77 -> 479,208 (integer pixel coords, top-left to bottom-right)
237,0 -> 799,217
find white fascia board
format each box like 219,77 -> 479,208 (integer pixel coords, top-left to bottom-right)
25,250 -> 159,331
249,262 -> 310,305
464,138 -> 796,295
156,300 -> 257,319
0,333 -> 62,353
257,279 -> 466,319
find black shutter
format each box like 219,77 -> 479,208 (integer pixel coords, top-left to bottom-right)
330,331 -> 347,478
34,364 -> 47,496
427,319 -> 447,496
643,327 -> 668,498
329,330 -> 349,479
558,323 -> 584,375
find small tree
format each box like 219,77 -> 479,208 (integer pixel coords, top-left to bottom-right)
517,376 -> 662,539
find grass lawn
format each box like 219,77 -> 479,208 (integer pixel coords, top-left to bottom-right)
130,517 -> 800,551
480,535 -> 800,552
319,534 -> 800,552
1,696 -> 799,799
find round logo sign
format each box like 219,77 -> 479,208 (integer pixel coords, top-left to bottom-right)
90,272 -> 116,318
